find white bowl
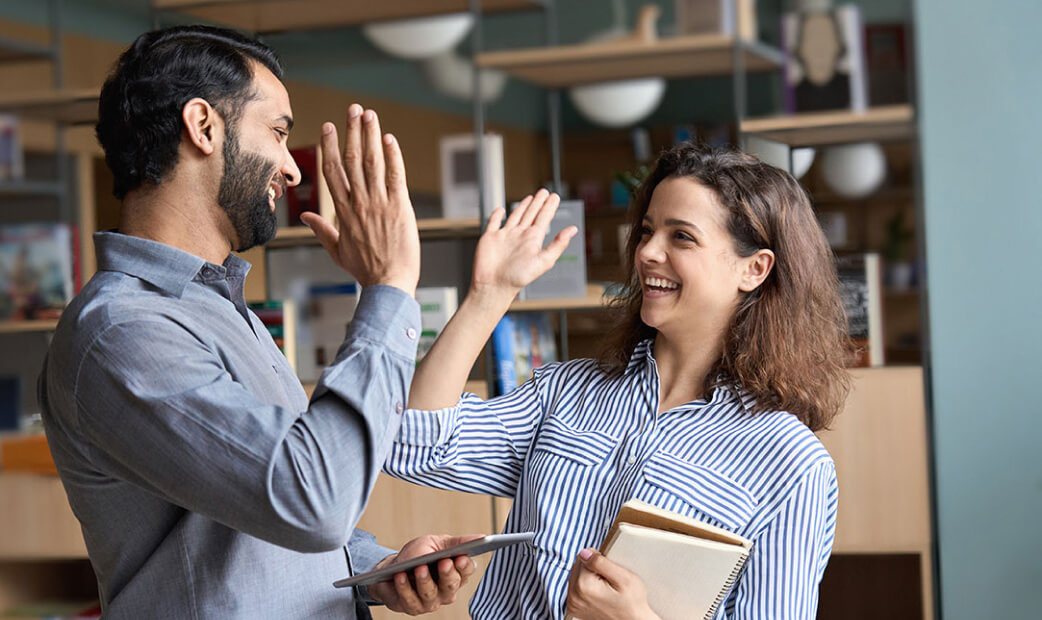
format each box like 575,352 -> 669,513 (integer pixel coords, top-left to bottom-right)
363,13 -> 474,60
568,78 -> 666,128
821,142 -> 887,199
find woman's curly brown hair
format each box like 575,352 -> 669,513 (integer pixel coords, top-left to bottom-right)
600,142 -> 851,431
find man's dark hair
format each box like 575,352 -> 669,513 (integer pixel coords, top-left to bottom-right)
96,25 -> 283,199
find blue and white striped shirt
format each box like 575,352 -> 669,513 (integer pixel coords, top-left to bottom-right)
386,339 -> 837,619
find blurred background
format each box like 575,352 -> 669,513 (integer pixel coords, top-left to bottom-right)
0,1 -> 1038,618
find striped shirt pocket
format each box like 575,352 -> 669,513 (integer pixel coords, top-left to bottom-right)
531,416 -> 616,466
641,451 -> 758,531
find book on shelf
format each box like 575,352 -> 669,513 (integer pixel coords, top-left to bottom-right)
439,132 -> 505,220
248,299 -> 299,374
519,199 -> 587,300
275,145 -> 334,228
0,222 -> 75,321
0,113 -> 24,181
490,312 -> 558,396
415,286 -> 458,364
865,22 -> 912,106
781,4 -> 868,113
301,283 -> 359,383
567,499 -> 753,620
0,375 -> 18,432
836,252 -> 884,367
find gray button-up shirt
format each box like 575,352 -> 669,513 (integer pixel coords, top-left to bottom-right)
40,232 -> 421,619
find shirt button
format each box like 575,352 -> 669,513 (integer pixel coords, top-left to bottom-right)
395,402 -> 404,414
406,327 -> 417,340
201,267 -> 215,278
627,456 -> 637,465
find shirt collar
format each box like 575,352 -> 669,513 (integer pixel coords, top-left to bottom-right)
94,231 -> 250,297
632,337 -> 758,415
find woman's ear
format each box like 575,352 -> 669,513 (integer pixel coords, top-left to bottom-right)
182,97 -> 219,156
738,249 -> 775,293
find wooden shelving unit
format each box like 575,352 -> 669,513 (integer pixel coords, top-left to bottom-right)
740,104 -> 916,147
268,217 -> 483,248
0,88 -> 99,125
0,35 -> 55,63
476,34 -> 782,88
153,0 -> 544,33
509,284 -> 609,312
0,319 -> 60,334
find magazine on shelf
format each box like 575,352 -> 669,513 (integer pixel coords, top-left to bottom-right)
0,222 -> 75,321
519,199 -> 587,300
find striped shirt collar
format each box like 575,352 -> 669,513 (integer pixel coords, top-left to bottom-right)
631,337 -> 758,415
94,230 -> 251,298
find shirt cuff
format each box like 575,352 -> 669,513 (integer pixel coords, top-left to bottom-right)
343,284 -> 422,363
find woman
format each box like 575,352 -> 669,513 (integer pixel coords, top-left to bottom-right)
385,143 -> 851,618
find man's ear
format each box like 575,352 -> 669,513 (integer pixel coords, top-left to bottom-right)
738,249 -> 775,293
182,97 -> 220,156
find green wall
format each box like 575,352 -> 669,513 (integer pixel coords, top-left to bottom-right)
915,0 -> 1042,617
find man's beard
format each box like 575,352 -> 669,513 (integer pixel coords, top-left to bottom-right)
218,125 -> 280,252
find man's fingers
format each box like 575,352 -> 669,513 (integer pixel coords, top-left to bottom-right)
319,123 -> 350,208
412,564 -> 440,608
300,213 -> 339,257
361,109 -> 387,201
343,104 -> 367,202
434,558 -> 462,602
392,571 -> 424,614
383,133 -> 408,199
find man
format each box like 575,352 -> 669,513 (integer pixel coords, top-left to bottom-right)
38,25 -> 476,619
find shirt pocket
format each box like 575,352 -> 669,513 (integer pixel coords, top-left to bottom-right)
640,451 -> 757,532
531,416 -> 616,466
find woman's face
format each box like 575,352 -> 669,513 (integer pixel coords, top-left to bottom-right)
634,177 -> 751,343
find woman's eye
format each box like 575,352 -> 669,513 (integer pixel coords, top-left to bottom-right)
639,226 -> 652,236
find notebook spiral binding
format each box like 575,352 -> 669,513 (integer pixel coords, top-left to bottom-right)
702,547 -> 753,620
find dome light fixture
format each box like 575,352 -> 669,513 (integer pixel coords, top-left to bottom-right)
362,12 -> 474,60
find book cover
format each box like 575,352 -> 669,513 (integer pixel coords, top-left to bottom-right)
519,199 -> 587,300
415,286 -> 459,364
440,133 -> 505,220
782,5 -> 868,113
303,283 -> 359,382
509,313 -> 558,387
491,315 -> 517,396
0,113 -> 24,181
865,23 -> 912,106
277,145 -> 334,228
248,299 -> 299,373
570,498 -> 753,620
0,223 -> 74,320
836,252 -> 884,367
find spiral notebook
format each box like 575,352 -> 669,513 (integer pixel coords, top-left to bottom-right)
568,499 -> 753,620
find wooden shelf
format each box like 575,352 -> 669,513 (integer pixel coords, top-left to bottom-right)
0,180 -> 64,197
0,89 -> 99,125
0,35 -> 54,64
268,217 -> 482,248
476,35 -> 782,88
510,284 -> 610,311
0,320 -> 59,334
740,105 -> 916,147
154,0 -> 544,33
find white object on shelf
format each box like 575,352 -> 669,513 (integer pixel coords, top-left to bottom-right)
423,50 -> 508,103
743,134 -> 815,179
519,199 -> 587,300
440,132 -> 505,220
362,13 -> 474,60
569,78 -> 666,128
821,141 -> 886,199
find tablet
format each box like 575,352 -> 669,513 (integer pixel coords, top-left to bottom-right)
332,532 -> 535,588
